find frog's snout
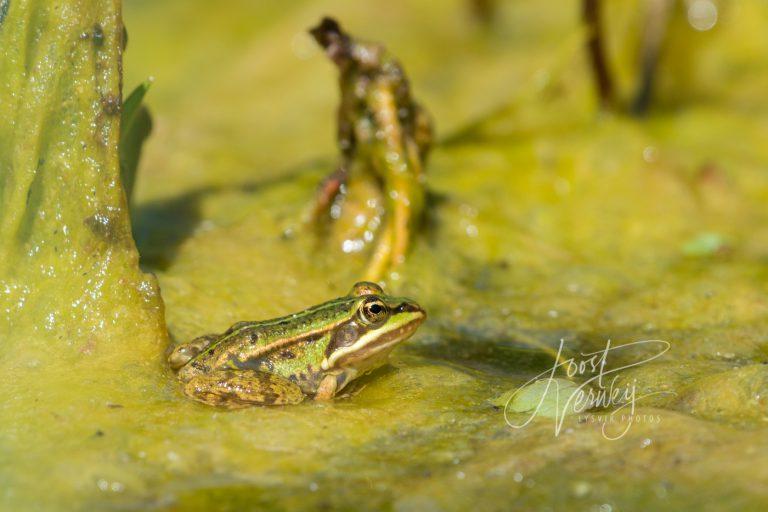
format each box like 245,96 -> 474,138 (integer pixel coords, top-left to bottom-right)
394,301 -> 423,314
394,300 -> 427,325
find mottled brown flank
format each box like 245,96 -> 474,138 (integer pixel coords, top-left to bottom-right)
225,332 -> 323,376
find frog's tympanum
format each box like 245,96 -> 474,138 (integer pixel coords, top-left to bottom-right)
308,17 -> 433,281
169,282 -> 426,408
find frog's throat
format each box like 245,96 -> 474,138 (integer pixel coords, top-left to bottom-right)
321,311 -> 424,370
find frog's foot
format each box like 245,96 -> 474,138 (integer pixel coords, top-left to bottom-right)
182,370 -> 305,408
168,334 -> 218,371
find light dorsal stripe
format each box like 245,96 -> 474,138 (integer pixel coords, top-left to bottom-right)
225,317 -> 352,364
197,298 -> 355,361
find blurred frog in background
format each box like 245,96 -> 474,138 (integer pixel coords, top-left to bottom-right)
307,17 -> 433,282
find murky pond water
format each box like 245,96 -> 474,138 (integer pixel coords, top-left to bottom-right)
3,0 -> 768,510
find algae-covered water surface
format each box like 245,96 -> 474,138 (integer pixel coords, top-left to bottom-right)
3,0 -> 768,510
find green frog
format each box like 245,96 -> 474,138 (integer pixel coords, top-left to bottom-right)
308,17 -> 433,281
168,282 -> 426,408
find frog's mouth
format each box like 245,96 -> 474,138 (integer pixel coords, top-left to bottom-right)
323,309 -> 425,371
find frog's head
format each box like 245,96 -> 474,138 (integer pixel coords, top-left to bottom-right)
309,17 -> 352,67
320,282 -> 426,389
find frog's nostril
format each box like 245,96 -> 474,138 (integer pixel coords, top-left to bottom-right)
395,302 -> 421,314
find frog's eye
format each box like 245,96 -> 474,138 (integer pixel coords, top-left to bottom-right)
359,298 -> 389,326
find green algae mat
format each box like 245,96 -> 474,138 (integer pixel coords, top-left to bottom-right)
4,0 -> 768,510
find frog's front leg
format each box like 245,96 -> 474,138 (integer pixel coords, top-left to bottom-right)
182,370 -> 305,409
364,221 -> 393,282
314,374 -> 338,401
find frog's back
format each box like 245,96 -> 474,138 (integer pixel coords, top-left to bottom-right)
178,298 -> 356,380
